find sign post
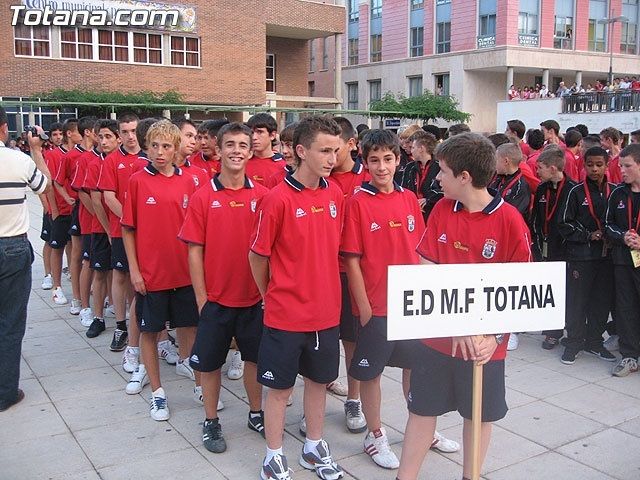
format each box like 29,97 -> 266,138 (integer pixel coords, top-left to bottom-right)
388,262 -> 566,480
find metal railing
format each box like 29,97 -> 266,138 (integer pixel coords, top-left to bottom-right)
561,91 -> 640,113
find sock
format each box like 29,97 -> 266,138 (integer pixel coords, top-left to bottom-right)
372,428 -> 383,438
116,320 -> 127,331
250,410 -> 263,418
204,417 -> 218,424
152,387 -> 165,398
127,346 -> 140,354
304,437 -> 322,454
95,317 -> 105,323
265,446 -> 283,464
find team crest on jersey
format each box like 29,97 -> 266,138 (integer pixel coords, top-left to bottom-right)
183,194 -> 189,209
192,176 -> 200,187
438,233 -> 447,243
482,239 -> 497,259
618,200 -> 625,209
211,200 -> 222,209
539,195 -> 547,203
407,215 -> 415,232
329,201 -> 337,218
251,199 -> 257,212
582,198 -> 589,206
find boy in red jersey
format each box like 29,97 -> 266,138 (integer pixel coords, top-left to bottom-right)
190,119 -> 229,177
563,130 -> 583,182
265,123 -> 297,189
174,119 -> 209,189
246,113 -> 284,187
397,133 -> 532,480
98,114 -> 141,351
122,121 -> 198,421
249,116 -> 345,480
600,127 -> 623,184
180,122 -> 269,453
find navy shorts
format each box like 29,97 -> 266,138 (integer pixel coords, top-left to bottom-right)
81,234 -> 91,261
135,286 -> 199,333
407,344 -> 508,422
110,237 -> 129,272
90,233 -> 111,271
349,316 -> 418,381
40,213 -> 52,242
49,215 -> 71,249
339,272 -> 358,342
190,301 -> 263,372
68,203 -> 81,236
257,325 -> 340,389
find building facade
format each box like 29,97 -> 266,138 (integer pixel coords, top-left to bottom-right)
314,0 -> 640,132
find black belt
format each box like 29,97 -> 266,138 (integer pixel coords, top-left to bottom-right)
1,233 -> 28,240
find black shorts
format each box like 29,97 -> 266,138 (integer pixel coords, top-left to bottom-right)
111,237 -> 129,272
339,272 -> 358,342
190,301 -> 263,372
68,203 -> 81,236
49,215 -> 71,249
90,233 -> 111,271
81,234 -> 91,261
349,316 -> 418,381
257,325 -> 340,389
40,213 -> 52,242
135,286 -> 199,333
407,345 -> 507,422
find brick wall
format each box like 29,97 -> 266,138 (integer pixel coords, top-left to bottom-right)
358,2 -> 369,65
423,1 -> 434,56
308,36 -> 336,98
451,0 -> 477,51
496,0 -> 519,46
382,0 -> 408,61
574,0 -> 589,51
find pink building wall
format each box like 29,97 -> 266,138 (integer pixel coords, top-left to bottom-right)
540,0 -> 555,48
451,0 -> 477,51
358,2 -> 369,65
382,0 -> 409,60
423,0 -> 434,56
496,0 -> 520,45
574,0 -> 589,51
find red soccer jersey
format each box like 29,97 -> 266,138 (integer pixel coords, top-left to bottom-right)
519,142 -> 531,158
83,149 -> 109,234
246,154 -> 285,187
563,149 -> 581,182
340,183 -> 425,316
526,150 -> 542,177
519,160 -> 540,193
250,173 -> 344,332
330,159 -> 371,198
608,155 -> 622,184
97,145 -> 146,238
265,164 -> 294,189
416,195 -> 532,361
46,146 -> 73,216
188,151 -> 220,178
121,165 -> 196,291
71,148 -> 97,234
179,175 -> 269,306
54,145 -> 84,201
181,160 -> 210,190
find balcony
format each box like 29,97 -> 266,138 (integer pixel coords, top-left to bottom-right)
561,91 -> 640,114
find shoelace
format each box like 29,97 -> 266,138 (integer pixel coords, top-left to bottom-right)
113,330 -> 124,341
345,401 -> 361,419
204,421 -> 222,440
230,353 -> 243,369
124,349 -> 137,364
151,396 -> 166,410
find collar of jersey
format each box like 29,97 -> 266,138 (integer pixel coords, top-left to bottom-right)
119,145 -> 139,157
138,151 -> 148,159
212,173 -> 254,191
58,145 -> 68,154
351,158 -> 364,174
91,147 -> 103,159
360,181 -> 403,195
284,172 -> 328,191
74,144 -> 86,153
144,164 -> 182,176
453,192 -> 503,214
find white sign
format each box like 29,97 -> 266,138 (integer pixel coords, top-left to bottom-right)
387,262 -> 566,341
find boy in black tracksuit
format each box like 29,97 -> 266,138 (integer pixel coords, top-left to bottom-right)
605,144 -> 640,377
531,145 -> 577,350
490,142 -> 531,219
558,147 -> 616,364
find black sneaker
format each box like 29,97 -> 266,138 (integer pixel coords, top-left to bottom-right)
86,318 -> 106,338
560,347 -> 580,365
584,345 -> 617,362
109,329 -> 128,351
248,411 -> 265,438
542,336 -> 560,350
202,418 -> 226,453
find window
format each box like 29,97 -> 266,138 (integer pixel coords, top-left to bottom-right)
408,76 -> 423,97
410,27 -> 424,57
170,36 -> 199,67
588,0 -> 608,52
479,14 -> 497,36
347,82 -> 359,110
621,0 -> 639,54
98,30 -> 129,61
266,54 -> 276,92
370,34 -> 382,62
554,16 -> 573,49
309,39 -> 315,72
308,81 -> 315,97
436,22 -> 451,53
60,28 -> 93,60
518,12 -> 538,35
14,24 -> 50,57
371,0 -> 382,19
435,73 -> 450,96
348,38 -> 359,65
133,32 -> 162,64
369,80 -> 382,104
411,0 -> 424,9
349,0 -> 359,22
322,37 -> 329,70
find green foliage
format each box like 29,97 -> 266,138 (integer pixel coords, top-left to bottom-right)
370,90 -> 470,123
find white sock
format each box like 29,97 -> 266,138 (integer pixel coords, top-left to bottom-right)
128,346 -> 140,354
265,446 -> 283,464
304,437 -> 322,453
152,387 -> 165,398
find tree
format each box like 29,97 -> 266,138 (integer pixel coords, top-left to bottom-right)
370,90 -> 470,123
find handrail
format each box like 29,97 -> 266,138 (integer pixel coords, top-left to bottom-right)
561,91 -> 640,113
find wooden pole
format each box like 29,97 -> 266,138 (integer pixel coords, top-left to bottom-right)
471,362 -> 484,480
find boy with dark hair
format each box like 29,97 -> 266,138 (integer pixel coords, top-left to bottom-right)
506,119 -> 530,157
558,146 -> 616,364
265,122 -> 297,189
246,113 -> 284,186
532,145 -> 577,349
173,118 -> 209,189
180,122 -> 269,453
191,119 -> 230,177
397,133 -> 531,480
491,143 -> 531,217
630,129 -> 640,144
540,120 -> 563,146
122,121 -> 199,420
575,124 -> 589,138
422,124 -> 443,141
600,127 -> 623,183
446,123 -> 470,138
605,144 -> 640,376
525,129 -> 546,173
249,115 -> 345,480
403,130 -> 442,221
563,130 -> 583,181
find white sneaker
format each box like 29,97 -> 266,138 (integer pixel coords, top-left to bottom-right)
105,303 -> 116,317
430,430 -> 460,453
227,350 -> 244,380
193,386 -> 224,410
158,340 -> 179,365
122,346 -> 140,373
52,287 -> 68,305
507,333 -> 519,351
363,427 -> 399,469
126,364 -> 149,394
604,334 -> 619,352
69,299 -> 81,316
176,359 -> 195,380
80,308 -> 93,327
41,274 -> 53,290
149,387 -> 170,421
344,399 -> 367,433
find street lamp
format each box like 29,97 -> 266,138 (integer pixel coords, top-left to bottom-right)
598,15 -> 628,85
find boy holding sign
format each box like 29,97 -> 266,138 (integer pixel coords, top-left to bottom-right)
397,133 -> 531,480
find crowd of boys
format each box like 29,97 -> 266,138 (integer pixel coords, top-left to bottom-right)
31,110 -> 640,480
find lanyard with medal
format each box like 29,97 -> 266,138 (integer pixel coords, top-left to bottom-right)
627,193 -> 640,268
542,177 -> 565,258
583,180 -> 610,257
500,172 -> 523,199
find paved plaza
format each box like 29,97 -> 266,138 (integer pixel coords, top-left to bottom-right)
2,195 -> 640,480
